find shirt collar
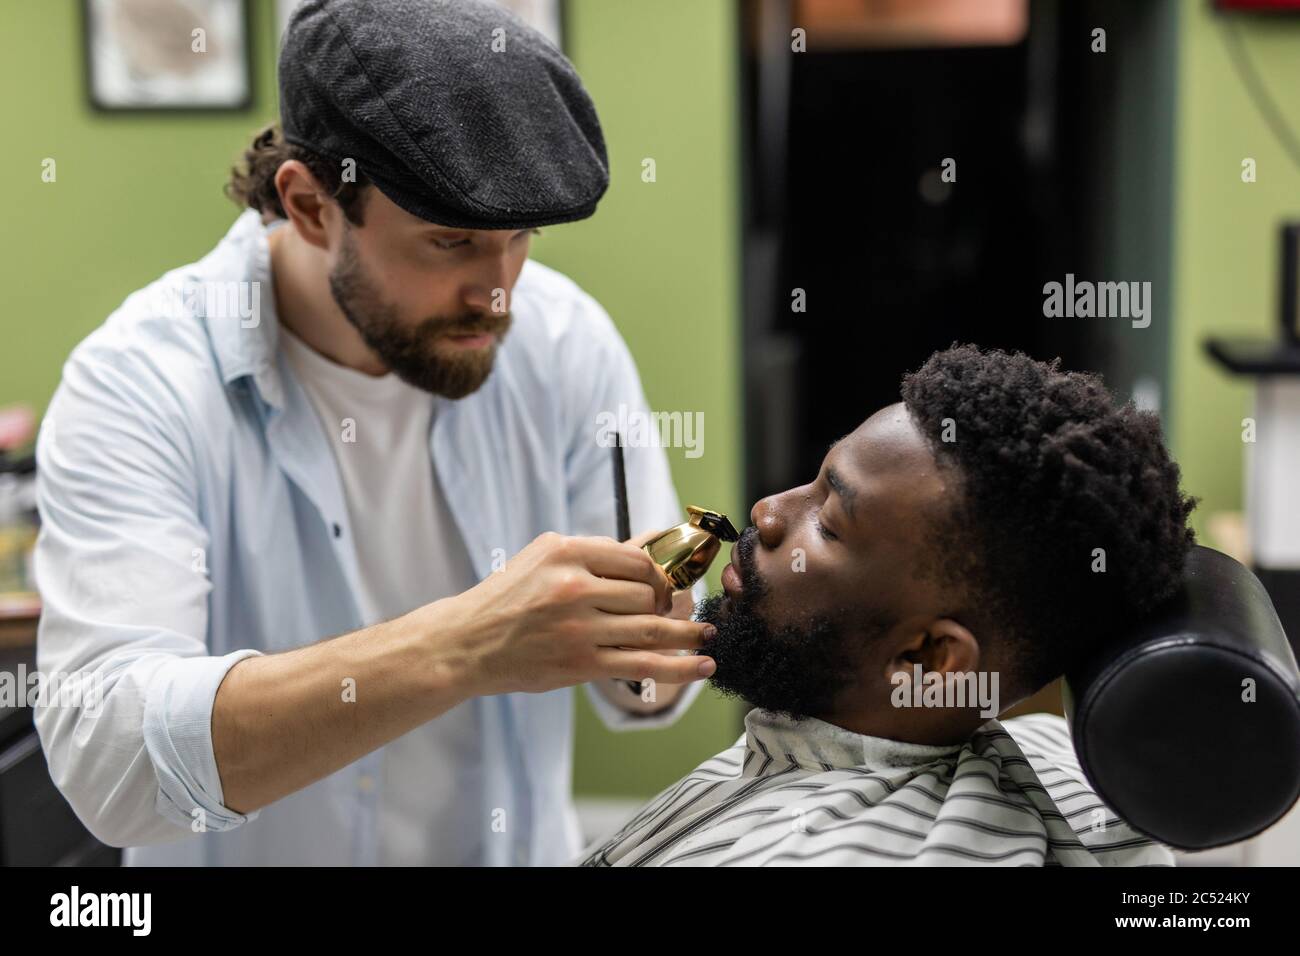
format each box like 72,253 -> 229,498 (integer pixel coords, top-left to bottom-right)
204,209 -> 286,407
743,708 -> 965,774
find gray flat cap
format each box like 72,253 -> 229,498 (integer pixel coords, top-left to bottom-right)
280,0 -> 609,229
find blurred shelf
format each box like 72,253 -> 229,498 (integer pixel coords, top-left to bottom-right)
0,605 -> 38,650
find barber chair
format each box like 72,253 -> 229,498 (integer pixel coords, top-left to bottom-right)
1064,545 -> 1300,849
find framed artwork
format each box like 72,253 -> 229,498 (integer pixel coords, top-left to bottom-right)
276,0 -> 300,40
792,0 -> 1027,49
491,0 -> 566,52
275,1 -> 566,53
83,0 -> 253,111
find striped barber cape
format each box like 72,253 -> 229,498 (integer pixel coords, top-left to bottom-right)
578,710 -> 1174,867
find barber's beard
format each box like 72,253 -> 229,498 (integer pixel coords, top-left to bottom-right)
695,527 -> 888,721
328,230 -> 512,399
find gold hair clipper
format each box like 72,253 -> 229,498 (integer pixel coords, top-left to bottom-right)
642,506 -> 740,592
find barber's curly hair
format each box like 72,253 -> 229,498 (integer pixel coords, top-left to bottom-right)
225,124 -> 371,225
900,344 -> 1197,695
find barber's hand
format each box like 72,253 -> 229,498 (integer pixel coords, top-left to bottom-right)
427,532 -> 716,696
624,527 -> 697,644
595,528 -> 700,714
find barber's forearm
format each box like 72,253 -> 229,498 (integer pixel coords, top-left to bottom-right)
212,602 -> 469,814
212,534 -> 712,813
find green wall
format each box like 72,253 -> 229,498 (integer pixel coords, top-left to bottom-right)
0,0 -> 743,799
1170,4 -> 1300,541
557,0 -> 745,796
0,0 -> 282,410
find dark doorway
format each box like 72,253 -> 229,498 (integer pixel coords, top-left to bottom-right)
739,0 -> 1178,503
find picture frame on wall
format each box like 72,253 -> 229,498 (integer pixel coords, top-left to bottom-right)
274,1 -> 566,53
83,0 -> 253,111
491,0 -> 566,52
276,0 -> 301,40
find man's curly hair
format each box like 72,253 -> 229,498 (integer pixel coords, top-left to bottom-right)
900,344 -> 1197,695
225,124 -> 371,225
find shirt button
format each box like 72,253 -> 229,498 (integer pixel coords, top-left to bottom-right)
333,523 -> 343,538
358,774 -> 375,793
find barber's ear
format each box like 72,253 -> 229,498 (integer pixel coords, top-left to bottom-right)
885,618 -> 980,683
275,160 -> 334,251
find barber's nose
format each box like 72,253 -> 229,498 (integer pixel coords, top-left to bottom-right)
464,257 -> 513,314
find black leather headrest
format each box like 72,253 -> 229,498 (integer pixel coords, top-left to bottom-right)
1063,545 -> 1300,850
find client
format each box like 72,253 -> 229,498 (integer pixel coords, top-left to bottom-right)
580,344 -> 1196,867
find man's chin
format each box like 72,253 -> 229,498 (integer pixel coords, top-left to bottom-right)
709,591 -> 737,619
694,590 -> 866,719
385,344 -> 498,399
696,590 -> 740,628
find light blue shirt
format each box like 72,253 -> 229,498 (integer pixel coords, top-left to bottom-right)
33,210 -> 702,866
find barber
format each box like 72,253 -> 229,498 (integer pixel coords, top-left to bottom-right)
34,0 -> 714,866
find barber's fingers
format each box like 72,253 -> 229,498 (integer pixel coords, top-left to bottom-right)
624,528 -> 664,549
588,578 -> 663,616
596,613 -> 715,651
570,535 -> 672,612
593,647 -> 717,684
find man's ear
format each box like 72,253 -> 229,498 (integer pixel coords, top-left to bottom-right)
884,617 -> 980,684
274,160 -> 334,251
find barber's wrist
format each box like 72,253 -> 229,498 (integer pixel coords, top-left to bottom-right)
407,593 -> 493,702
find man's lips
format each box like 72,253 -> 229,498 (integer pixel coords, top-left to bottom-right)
442,331 -> 496,349
721,546 -> 743,596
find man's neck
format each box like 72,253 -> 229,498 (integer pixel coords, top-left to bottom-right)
823,708 -> 987,746
268,223 -> 387,376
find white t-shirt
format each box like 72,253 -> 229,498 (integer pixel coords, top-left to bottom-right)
280,325 -> 484,865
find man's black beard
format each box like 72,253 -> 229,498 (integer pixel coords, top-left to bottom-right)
695,527 -> 889,720
328,229 -> 512,399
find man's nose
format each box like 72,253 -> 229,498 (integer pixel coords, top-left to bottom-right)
462,254 -> 514,314
751,494 -> 785,549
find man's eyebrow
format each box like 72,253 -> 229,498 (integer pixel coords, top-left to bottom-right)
825,434 -> 850,454
825,465 -> 858,519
